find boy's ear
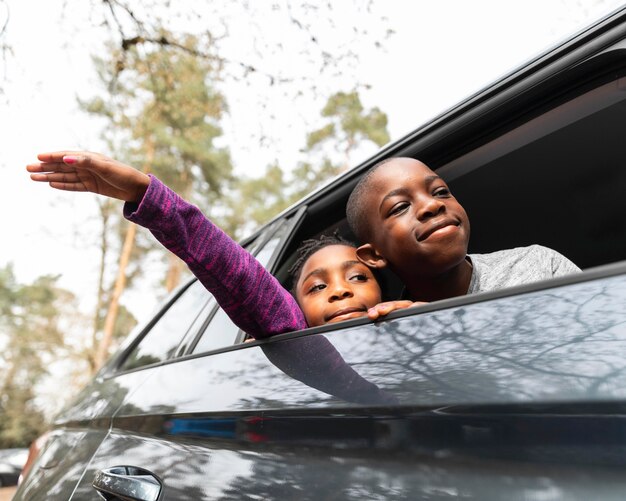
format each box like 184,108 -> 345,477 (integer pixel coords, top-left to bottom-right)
356,244 -> 388,269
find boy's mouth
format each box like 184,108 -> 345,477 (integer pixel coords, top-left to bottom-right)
417,219 -> 460,242
326,306 -> 366,323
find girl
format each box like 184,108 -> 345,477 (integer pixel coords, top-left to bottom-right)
27,151 -> 416,340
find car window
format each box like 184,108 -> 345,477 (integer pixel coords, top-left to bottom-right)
119,280 -> 211,372
190,307 -> 241,354
190,218 -> 294,353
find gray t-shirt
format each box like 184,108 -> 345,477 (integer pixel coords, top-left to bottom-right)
467,244 -> 581,294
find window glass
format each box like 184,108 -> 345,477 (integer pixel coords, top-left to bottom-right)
191,219 -> 292,353
191,307 -> 241,354
175,297 -> 217,355
253,219 -> 288,268
119,281 -> 210,371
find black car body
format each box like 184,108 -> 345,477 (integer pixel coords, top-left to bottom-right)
14,6 -> 626,500
0,448 -> 27,487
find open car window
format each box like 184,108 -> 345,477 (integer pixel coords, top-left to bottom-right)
273,64 -> 626,310
189,210 -> 307,353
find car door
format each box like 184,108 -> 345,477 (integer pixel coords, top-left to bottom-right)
65,212 -> 304,500
13,217 -> 290,501
67,263 -> 626,500
11,276 -> 221,501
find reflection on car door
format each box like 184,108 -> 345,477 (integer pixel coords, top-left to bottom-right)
71,264 -> 626,500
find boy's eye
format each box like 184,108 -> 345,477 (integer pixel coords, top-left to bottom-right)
433,187 -> 451,197
349,273 -> 368,282
388,202 -> 409,217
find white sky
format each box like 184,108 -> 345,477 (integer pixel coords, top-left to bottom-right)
1,0 -> 624,323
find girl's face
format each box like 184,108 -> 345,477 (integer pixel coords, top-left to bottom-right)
295,245 -> 382,327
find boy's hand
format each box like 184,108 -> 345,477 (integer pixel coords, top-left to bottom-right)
27,151 -> 150,203
367,300 -> 426,321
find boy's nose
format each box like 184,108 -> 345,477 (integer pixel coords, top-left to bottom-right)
416,198 -> 445,220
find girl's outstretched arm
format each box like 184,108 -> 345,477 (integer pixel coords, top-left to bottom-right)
27,151 -> 150,203
124,176 -> 306,338
28,150 -> 306,339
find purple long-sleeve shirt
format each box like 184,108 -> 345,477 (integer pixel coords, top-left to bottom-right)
124,175 -> 307,339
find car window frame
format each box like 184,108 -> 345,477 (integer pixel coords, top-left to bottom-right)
109,220 -> 289,376
107,32 -> 626,376
176,48 -> 626,356
183,205 -> 308,353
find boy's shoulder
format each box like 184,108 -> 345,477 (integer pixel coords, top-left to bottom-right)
467,245 -> 580,294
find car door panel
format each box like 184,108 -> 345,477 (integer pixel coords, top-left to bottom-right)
69,268 -> 626,499
13,368 -> 158,501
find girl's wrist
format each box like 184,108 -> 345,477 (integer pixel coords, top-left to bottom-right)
132,173 -> 151,202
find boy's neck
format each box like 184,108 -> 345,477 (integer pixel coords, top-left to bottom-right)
405,257 -> 473,303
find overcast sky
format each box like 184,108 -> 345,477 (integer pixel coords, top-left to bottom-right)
1,0 -> 624,321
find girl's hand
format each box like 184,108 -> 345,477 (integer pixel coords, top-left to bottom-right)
27,151 -> 150,203
367,300 -> 426,321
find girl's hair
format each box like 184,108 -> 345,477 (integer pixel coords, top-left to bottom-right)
288,232 -> 357,293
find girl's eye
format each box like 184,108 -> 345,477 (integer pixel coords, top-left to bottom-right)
434,187 -> 451,197
308,283 -> 326,294
388,202 -> 409,216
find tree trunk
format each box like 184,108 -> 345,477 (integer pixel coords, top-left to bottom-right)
93,144 -> 154,372
89,199 -> 112,374
164,253 -> 183,293
93,221 -> 138,371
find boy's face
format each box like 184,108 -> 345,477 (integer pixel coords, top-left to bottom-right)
358,158 -> 470,278
295,245 -> 382,328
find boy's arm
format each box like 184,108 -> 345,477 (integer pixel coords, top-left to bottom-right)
124,176 -> 307,338
549,248 -> 582,277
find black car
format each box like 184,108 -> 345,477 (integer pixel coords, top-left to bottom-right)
14,6 -> 626,500
0,448 -> 28,488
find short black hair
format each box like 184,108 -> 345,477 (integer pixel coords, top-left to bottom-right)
288,232 -> 357,293
346,157 -> 395,242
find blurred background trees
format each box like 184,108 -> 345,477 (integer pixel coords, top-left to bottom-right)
0,0 -> 392,448
220,89 -> 390,236
0,265 -> 74,447
0,0 -> 621,451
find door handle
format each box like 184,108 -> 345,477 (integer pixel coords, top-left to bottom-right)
92,466 -> 162,501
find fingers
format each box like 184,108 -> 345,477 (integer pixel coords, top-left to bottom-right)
49,182 -> 88,192
28,171 -> 87,192
36,151 -> 89,163
29,172 -> 82,183
367,300 -> 417,320
34,151 -> 100,174
26,161 -> 77,174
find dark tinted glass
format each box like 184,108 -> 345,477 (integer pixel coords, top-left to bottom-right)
123,268 -> 626,415
120,281 -> 211,371
191,219 -> 291,353
191,307 -> 241,354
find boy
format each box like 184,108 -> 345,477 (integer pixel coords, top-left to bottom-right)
346,157 -> 580,302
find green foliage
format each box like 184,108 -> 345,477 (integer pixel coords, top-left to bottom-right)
79,32 -> 233,357
82,33 -> 232,210
0,384 -> 47,449
223,90 -> 390,237
307,90 -> 390,156
0,264 -> 73,448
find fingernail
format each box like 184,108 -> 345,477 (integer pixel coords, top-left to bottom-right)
63,155 -> 78,164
